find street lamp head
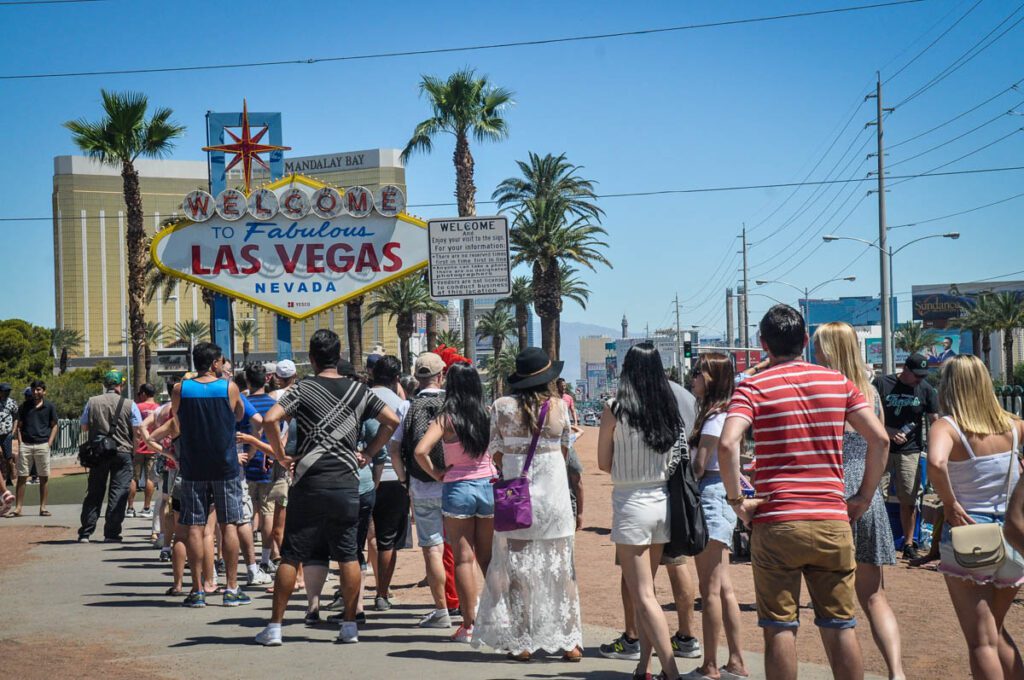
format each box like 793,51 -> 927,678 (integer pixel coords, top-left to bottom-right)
843,276 -> 856,282
754,280 -> 768,286
944,232 -> 960,240
822,235 -> 839,242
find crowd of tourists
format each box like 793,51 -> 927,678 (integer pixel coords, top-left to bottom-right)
9,303 -> 1024,679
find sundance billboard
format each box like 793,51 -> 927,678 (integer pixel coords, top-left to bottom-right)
151,175 -> 428,320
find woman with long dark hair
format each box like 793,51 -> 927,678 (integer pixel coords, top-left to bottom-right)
473,347 -> 583,661
598,343 -> 683,680
415,362 -> 495,643
686,353 -> 748,680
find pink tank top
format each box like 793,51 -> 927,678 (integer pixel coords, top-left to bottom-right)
442,437 -> 497,483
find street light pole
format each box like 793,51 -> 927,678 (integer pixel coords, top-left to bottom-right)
754,277 -> 857,361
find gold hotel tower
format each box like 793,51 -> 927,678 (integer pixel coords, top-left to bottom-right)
52,149 -> 410,370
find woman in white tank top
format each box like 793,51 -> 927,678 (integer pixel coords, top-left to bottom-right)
926,355 -> 1024,679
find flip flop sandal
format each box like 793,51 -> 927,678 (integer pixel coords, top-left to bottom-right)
562,646 -> 583,662
165,586 -> 184,596
40,510 -> 51,517
205,586 -> 223,595
3,511 -> 21,518
506,652 -> 531,662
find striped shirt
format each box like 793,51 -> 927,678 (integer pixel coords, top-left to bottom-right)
726,361 -> 868,524
609,399 -> 676,488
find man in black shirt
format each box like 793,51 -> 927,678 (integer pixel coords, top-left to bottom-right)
874,353 -> 939,559
8,380 -> 58,518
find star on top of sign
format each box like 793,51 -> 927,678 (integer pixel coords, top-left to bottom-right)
202,100 -> 291,195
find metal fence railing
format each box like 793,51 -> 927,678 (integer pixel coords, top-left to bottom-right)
999,386 -> 1024,418
52,418 -> 85,458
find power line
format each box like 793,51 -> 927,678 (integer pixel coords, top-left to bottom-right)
889,76 -> 1024,149
4,163 -> 1023,224
888,128 -> 1023,187
0,0 -> 931,81
888,103 -> 1023,168
885,0 -> 984,82
889,189 -> 1024,228
893,3 -> 1024,108
0,0 -> 105,4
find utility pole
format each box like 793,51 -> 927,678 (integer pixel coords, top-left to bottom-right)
868,72 -> 895,375
726,288 -> 735,348
674,293 -> 682,374
739,226 -> 751,367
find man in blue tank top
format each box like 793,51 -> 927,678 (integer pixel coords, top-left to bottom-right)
171,341 -> 249,608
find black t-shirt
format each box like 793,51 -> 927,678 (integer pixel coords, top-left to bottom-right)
874,374 -> 938,454
18,400 -> 57,444
277,376 -> 385,490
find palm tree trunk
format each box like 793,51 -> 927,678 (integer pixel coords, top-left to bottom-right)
454,130 -> 477,362
59,348 -> 68,375
144,343 -> 152,384
533,261 -> 561,361
122,161 -> 148,391
516,303 -> 529,350
1005,330 -> 1015,385
555,317 -> 561,361
243,340 -> 250,367
983,332 -> 992,369
971,330 -> 981,360
347,298 -> 364,366
426,312 -> 437,352
492,336 -> 504,398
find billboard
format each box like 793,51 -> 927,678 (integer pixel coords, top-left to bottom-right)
912,281 -> 1024,329
865,336 -> 960,368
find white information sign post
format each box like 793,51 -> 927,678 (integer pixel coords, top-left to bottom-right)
427,216 -> 511,299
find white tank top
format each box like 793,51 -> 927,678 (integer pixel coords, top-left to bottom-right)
943,416 -> 1020,515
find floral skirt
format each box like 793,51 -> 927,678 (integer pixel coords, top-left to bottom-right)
472,534 -> 583,655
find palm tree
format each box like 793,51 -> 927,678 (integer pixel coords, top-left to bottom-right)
555,264 -> 592,353
487,342 -> 520,399
493,151 -> 604,221
953,298 -> 995,368
65,90 -> 185,390
50,328 -> 84,375
402,68 -> 514,362
499,275 -> 533,350
507,196 -> 610,360
437,328 -> 464,353
476,307 -> 516,396
173,320 -> 210,372
366,276 -> 446,374
143,321 -> 166,384
346,296 -> 365,367
235,319 -> 258,366
983,292 -> 1024,384
893,321 -> 939,355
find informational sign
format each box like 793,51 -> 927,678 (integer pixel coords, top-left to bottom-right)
427,216 -> 511,299
152,175 -> 428,320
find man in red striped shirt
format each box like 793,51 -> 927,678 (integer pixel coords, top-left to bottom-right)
719,305 -> 889,680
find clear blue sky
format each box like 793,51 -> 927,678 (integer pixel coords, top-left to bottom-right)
1,0 -> 1021,339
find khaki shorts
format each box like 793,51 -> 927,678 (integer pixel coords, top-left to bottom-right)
132,454 -> 155,483
882,451 -> 922,505
614,550 -> 687,567
751,520 -> 857,630
248,478 -> 288,515
17,442 -> 50,477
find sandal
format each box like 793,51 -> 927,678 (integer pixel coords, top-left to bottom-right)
40,510 -> 51,517
506,651 -> 531,662
561,646 -> 583,662
3,511 -> 21,518
205,586 -> 223,595
165,586 -> 184,596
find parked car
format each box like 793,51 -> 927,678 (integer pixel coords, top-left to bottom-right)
583,412 -> 599,427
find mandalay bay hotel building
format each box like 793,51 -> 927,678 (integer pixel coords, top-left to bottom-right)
52,149 -> 426,370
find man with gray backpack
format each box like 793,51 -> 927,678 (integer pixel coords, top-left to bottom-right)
78,371 -> 144,543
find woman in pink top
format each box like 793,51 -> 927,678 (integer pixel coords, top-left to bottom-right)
415,362 -> 495,643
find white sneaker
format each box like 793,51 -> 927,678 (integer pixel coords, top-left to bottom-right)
336,621 -> 358,643
255,625 -> 282,646
138,508 -> 154,519
418,609 -> 452,628
247,567 -> 272,586
450,624 -> 473,643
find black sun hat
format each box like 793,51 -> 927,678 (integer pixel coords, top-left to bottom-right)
508,347 -> 564,390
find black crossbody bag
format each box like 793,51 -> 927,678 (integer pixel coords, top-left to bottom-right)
78,396 -> 126,468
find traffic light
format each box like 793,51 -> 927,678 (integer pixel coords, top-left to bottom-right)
683,340 -> 693,359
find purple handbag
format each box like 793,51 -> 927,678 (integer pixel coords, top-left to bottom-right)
492,400 -> 550,532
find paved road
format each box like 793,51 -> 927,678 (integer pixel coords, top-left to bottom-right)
2,505 -> 882,679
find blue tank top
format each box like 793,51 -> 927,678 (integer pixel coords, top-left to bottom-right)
177,379 -> 238,481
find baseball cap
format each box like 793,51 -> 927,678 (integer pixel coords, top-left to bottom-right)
275,359 -> 297,379
414,352 -> 445,380
103,370 -> 124,387
905,353 -> 929,377
0,383 -> 10,392
366,352 -> 383,369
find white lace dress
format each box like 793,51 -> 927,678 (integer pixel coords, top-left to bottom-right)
472,396 -> 583,655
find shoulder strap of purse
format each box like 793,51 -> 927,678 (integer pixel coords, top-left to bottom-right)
519,399 -> 550,478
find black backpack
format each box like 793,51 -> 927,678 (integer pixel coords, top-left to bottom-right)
400,390 -> 446,483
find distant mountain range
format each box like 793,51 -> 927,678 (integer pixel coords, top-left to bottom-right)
557,320 -> 620,383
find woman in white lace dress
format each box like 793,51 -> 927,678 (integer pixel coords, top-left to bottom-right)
473,347 -> 583,661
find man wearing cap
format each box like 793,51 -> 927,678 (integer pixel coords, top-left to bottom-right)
0,383 -> 17,486
8,381 -> 58,517
874,353 -> 939,560
271,359 -> 297,397
78,371 -> 145,541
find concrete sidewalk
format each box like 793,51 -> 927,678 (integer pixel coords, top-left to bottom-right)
1,505 -> 882,679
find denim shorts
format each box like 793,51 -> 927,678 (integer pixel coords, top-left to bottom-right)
699,473 -> 738,550
442,477 -> 495,519
412,496 -> 444,548
178,477 -> 246,526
